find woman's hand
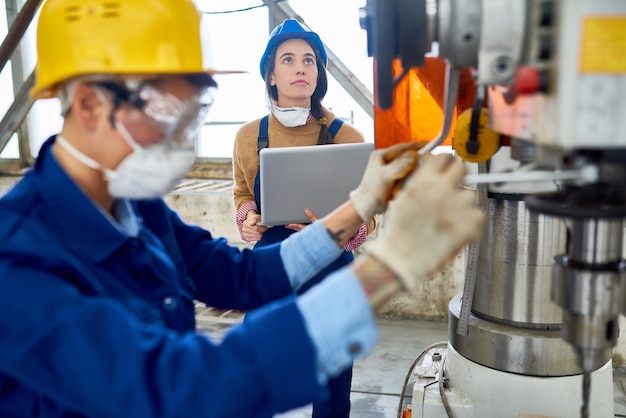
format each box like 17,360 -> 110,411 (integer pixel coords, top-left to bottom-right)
285,208 -> 318,232
242,211 -> 268,241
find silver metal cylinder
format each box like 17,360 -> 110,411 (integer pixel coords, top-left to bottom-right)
449,294 -> 587,376
472,195 -> 566,327
437,0 -> 481,68
569,218 -> 624,265
551,255 -> 626,372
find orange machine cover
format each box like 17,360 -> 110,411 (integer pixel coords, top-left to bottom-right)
374,57 -> 477,149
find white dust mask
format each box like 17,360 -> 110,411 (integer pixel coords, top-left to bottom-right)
107,122 -> 196,199
271,105 -> 310,127
53,81 -> 212,199
55,129 -> 195,200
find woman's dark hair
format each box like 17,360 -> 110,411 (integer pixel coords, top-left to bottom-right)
263,39 -> 333,145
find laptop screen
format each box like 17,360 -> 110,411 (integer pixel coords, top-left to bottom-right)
258,142 -> 374,226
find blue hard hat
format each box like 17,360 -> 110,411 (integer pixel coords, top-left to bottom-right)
259,18 -> 327,78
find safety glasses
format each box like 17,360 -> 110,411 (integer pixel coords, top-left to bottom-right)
97,78 -> 216,148
138,83 -> 214,147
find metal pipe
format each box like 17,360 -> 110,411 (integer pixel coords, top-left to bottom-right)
0,70 -> 35,155
418,64 -> 460,155
0,0 -> 42,74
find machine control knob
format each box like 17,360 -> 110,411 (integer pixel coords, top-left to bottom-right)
453,108 -> 501,163
515,66 -> 550,95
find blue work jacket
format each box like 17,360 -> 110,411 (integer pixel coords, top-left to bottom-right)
0,136 -> 321,417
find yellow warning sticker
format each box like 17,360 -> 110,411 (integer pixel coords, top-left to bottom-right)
580,17 -> 626,73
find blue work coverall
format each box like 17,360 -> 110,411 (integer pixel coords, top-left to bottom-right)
0,137 -> 326,417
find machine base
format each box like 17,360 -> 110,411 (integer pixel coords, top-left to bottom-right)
411,343 -> 614,418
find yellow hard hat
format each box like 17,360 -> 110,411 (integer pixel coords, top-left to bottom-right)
31,0 -> 237,99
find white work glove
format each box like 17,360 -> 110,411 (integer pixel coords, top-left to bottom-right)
349,142 -> 423,222
365,153 -> 484,292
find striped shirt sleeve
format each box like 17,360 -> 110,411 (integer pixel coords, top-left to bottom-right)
236,201 -> 258,242
344,223 -> 368,252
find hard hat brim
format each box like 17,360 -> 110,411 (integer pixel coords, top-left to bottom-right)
30,69 -> 248,100
209,70 -> 247,75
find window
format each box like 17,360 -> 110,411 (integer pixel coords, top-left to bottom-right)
197,0 -> 374,159
1,0 -> 374,168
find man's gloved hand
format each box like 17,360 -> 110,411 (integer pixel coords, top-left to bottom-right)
350,143 -> 423,222
365,153 -> 484,292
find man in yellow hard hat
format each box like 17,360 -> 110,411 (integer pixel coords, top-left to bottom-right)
0,0 -> 484,416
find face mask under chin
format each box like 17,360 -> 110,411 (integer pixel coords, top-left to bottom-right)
271,104 -> 310,127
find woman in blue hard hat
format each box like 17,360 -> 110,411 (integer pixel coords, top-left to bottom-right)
232,18 -> 373,418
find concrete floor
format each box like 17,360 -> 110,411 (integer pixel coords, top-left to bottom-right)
195,304 -> 626,418
195,304 -> 446,418
274,318 -> 448,418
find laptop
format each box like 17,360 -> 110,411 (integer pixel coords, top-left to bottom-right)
259,142 -> 374,226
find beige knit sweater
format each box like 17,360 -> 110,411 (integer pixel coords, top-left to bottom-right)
232,108 -> 366,212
